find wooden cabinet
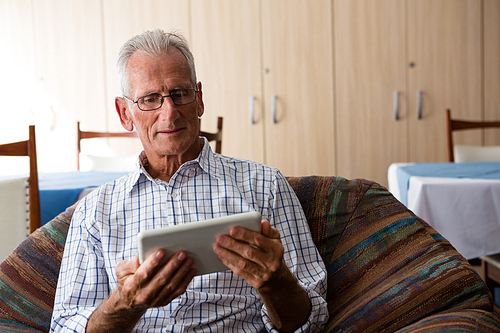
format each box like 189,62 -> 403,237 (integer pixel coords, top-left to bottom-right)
2,0 -> 498,178
334,0 -> 482,186
191,0 -> 335,177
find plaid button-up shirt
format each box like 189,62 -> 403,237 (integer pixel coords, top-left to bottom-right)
51,138 -> 328,333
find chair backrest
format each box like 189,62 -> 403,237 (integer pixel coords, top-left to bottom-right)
77,121 -> 139,170
78,116 -> 223,170
200,116 -> 223,154
0,178 -> 31,260
0,125 -> 40,233
445,109 -> 500,162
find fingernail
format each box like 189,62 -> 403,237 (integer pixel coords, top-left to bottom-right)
156,251 -> 165,259
177,252 -> 186,261
185,257 -> 194,267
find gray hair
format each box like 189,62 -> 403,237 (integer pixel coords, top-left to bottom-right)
116,29 -> 197,96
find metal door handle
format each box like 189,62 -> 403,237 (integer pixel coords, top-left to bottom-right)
249,96 -> 255,124
272,95 -> 277,124
394,91 -> 399,120
417,90 -> 422,119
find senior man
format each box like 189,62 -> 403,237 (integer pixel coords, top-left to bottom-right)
51,29 -> 328,333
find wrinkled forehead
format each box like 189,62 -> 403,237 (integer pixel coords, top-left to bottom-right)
127,49 -> 192,98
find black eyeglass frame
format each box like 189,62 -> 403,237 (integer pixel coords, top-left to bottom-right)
123,88 -> 199,111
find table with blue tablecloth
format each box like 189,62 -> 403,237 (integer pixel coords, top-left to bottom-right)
388,162 -> 500,259
37,171 -> 127,225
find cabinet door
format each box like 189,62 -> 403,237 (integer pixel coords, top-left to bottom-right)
261,0 -> 335,176
407,0 -> 482,162
190,0 -> 265,163
334,0 -> 407,186
484,0 -> 500,145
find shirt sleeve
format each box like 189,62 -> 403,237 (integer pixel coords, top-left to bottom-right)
261,171 -> 329,332
50,197 -> 109,332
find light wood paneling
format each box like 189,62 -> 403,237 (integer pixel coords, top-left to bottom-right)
0,0 -> 36,174
100,0 -> 190,156
1,0 -> 497,176
101,0 -> 191,133
32,0 -> 106,125
191,0 -> 335,176
261,0 -> 335,176
191,0 -> 265,162
31,0 -> 106,171
334,0 -> 407,185
0,0 -> 35,78
407,0 -> 482,162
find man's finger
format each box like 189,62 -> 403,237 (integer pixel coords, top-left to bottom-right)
260,220 -> 280,239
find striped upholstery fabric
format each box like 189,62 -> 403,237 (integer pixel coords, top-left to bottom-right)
0,204 -> 75,333
0,176 -> 499,332
0,319 -> 44,333
286,176 -> 500,332
395,310 -> 500,332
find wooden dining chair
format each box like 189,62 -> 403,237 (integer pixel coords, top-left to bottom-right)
200,116 -> 223,154
78,116 -> 223,170
0,125 -> 41,233
77,121 -> 139,170
445,109 -> 500,162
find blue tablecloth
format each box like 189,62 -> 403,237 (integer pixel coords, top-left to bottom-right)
37,171 -> 127,225
397,162 -> 500,206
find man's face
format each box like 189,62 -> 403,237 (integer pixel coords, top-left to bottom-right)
117,48 -> 204,163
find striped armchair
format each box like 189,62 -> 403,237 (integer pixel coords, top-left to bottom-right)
0,176 -> 499,332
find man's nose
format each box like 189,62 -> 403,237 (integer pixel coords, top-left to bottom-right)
159,97 -> 180,120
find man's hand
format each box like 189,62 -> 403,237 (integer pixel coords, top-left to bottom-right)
213,220 -> 285,289
115,250 -> 196,309
86,250 -> 196,333
213,220 -> 311,332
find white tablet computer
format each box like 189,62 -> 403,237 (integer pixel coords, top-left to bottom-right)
137,211 -> 262,276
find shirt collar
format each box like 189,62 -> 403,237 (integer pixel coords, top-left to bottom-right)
123,137 -> 223,194
196,137 -> 223,179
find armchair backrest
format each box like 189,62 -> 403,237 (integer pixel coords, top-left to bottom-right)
285,176 -> 493,332
0,176 -> 496,332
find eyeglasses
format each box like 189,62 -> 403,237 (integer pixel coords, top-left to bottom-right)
123,88 -> 199,111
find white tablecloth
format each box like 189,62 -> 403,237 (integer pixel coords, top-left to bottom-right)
388,163 -> 500,259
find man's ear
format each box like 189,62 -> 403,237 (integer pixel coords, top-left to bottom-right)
196,82 -> 204,118
115,97 -> 135,131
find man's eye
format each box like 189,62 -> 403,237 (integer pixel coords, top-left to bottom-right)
171,90 -> 188,98
143,95 -> 161,103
